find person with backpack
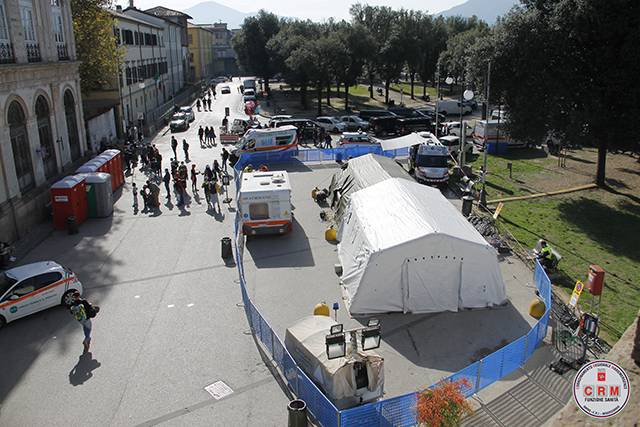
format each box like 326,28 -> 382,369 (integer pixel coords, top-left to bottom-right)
70,291 -> 98,351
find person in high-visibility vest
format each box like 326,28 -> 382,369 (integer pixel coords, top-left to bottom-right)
537,240 -> 556,270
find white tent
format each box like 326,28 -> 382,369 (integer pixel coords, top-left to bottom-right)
285,315 -> 384,410
337,178 -> 507,316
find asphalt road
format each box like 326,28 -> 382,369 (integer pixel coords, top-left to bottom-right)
0,78 -> 295,427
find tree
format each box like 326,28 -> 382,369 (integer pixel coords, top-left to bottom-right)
231,10 -> 281,92
71,0 -> 124,95
267,19 -> 320,109
473,0 -> 640,185
334,21 -> 376,110
415,379 -> 475,426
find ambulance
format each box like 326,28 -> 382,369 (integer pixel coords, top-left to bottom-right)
232,125 -> 298,155
408,132 -> 451,186
239,170 -> 293,236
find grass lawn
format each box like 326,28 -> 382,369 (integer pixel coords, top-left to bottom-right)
462,148 -> 640,343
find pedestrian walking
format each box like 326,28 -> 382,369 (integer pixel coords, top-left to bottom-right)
213,159 -> 222,180
132,182 -> 138,209
207,97 -> 212,110
183,139 -> 189,161
211,127 -> 216,146
191,164 -> 200,192
198,126 -> 204,145
70,291 -> 98,351
202,178 -> 214,208
163,168 -> 171,199
174,173 -> 185,206
171,136 -> 178,159
221,148 -> 229,172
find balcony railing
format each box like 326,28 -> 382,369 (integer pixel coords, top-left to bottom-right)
25,42 -> 41,62
57,43 -> 69,61
0,42 -> 15,64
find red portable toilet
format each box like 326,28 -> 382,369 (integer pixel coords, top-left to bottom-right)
50,175 -> 88,228
102,150 -> 124,190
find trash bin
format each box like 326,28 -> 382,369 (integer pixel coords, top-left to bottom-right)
221,237 -> 232,259
287,399 -> 307,427
461,196 -> 474,217
68,216 -> 79,235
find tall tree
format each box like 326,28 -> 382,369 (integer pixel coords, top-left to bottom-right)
334,21 -> 376,110
474,0 -> 640,185
231,10 -> 281,92
71,0 -> 124,95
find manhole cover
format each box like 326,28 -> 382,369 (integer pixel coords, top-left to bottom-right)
205,381 -> 234,400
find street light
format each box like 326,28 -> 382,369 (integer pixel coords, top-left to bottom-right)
445,74 -> 473,168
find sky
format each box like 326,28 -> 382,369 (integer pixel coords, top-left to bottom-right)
116,0 -> 469,22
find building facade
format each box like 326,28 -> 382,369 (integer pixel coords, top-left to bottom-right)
187,23 -> 214,82
0,0 -> 87,242
199,23 -> 238,78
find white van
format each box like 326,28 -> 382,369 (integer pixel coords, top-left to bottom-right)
436,100 -> 472,116
239,171 -> 292,236
232,125 -> 298,155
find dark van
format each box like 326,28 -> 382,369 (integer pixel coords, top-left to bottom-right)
370,116 -> 399,136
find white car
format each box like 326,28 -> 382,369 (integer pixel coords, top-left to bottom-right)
443,121 -> 473,138
440,135 -> 474,156
179,106 -> 195,122
243,89 -> 256,102
0,261 -> 83,329
316,117 -> 347,133
268,115 -> 293,127
338,132 -> 380,146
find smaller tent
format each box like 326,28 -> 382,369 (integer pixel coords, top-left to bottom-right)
285,315 -> 384,410
337,178 -> 507,316
328,153 -> 412,226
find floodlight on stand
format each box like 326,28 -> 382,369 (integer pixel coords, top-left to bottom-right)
326,332 -> 346,359
361,323 -> 381,351
330,324 -> 343,335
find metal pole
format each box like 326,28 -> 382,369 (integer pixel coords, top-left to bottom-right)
480,61 -> 490,207
459,75 -> 464,168
435,63 -> 440,136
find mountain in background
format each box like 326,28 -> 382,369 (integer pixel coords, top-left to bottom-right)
438,0 -> 520,25
181,1 -> 256,29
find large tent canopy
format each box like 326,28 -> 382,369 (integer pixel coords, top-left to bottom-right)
337,178 -> 507,316
329,153 -> 412,226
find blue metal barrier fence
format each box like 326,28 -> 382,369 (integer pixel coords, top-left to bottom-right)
231,150 -> 552,427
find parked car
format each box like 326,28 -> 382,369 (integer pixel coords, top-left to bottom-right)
170,113 -> 189,131
340,116 -> 370,132
387,108 -> 427,118
268,115 -> 293,127
442,121 -> 473,138
220,85 -> 231,94
369,116 -> 399,136
358,110 -> 397,122
0,261 -> 83,329
338,133 -> 380,146
417,109 -> 446,123
274,119 -> 320,139
316,117 -> 347,133
243,89 -> 256,102
440,135 -> 474,156
179,106 -> 195,122
211,76 -> 229,84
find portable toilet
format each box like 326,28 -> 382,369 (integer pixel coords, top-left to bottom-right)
50,175 -> 88,228
77,172 -> 113,218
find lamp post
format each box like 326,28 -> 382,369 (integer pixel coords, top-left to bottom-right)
480,61 -> 491,208
445,73 -> 473,168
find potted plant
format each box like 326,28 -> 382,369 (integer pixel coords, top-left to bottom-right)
415,378 -> 476,427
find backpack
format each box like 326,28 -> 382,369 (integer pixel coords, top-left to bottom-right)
83,301 -> 100,318
70,303 -> 86,321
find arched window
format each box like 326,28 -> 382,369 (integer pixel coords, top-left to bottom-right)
36,95 -> 57,179
64,90 -> 81,161
8,101 -> 35,192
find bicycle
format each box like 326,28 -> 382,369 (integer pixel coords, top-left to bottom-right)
555,310 -> 611,359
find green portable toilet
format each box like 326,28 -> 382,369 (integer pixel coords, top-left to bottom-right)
76,172 -> 113,218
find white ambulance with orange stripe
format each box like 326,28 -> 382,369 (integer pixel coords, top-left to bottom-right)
232,125 -> 298,156
0,261 -> 83,329
239,170 -> 293,236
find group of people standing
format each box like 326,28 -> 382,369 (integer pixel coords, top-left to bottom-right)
123,141 -> 163,178
198,126 -> 217,147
